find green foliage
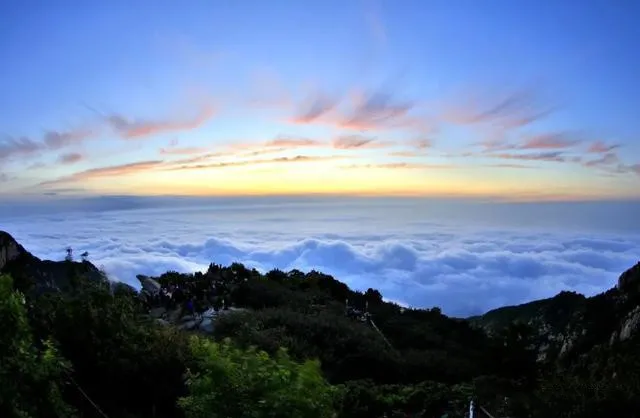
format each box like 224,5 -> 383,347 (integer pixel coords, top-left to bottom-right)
179,336 -> 337,418
27,274 -> 191,418
0,274 -> 76,418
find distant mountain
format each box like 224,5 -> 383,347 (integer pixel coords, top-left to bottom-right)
0,230 -> 104,293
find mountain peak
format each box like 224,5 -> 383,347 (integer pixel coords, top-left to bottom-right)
617,262 -> 640,294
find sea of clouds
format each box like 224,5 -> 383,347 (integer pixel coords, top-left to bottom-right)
2,196 -> 639,317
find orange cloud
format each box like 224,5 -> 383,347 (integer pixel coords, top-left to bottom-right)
341,162 -> 453,169
264,135 -> 325,147
388,150 -> 428,157
40,160 -> 164,186
107,104 -> 215,139
160,146 -> 209,155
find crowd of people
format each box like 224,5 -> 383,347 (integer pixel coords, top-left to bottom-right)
140,263 -> 250,319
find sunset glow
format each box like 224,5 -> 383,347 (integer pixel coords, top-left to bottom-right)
1,1 -> 638,201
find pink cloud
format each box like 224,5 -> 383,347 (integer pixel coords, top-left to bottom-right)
583,152 -> 619,168
107,105 -> 215,139
490,151 -> 567,163
442,86 -> 556,130
332,135 -> 388,149
40,160 -> 164,186
290,94 -> 340,124
519,133 -> 582,150
478,132 -> 581,153
587,141 -> 620,154
264,135 -> 325,147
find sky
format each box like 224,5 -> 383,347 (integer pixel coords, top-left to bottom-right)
1,0 -> 639,200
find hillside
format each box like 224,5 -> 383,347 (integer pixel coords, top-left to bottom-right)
471,262 -> 640,365
1,230 -> 640,417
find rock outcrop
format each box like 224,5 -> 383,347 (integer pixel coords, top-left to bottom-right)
618,262 -> 640,294
0,231 -> 28,271
0,230 -> 103,292
473,260 -> 640,363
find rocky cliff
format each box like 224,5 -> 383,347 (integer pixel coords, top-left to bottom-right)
472,261 -> 640,365
0,230 -> 28,271
0,230 -> 103,292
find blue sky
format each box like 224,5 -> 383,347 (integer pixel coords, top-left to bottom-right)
1,0 -> 639,200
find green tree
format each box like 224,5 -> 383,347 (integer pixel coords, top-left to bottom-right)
179,336 -> 338,418
0,274 -> 76,418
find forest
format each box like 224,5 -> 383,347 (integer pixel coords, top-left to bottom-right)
1,234 -> 640,417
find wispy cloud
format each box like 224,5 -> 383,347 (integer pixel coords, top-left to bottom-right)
490,151 -> 568,163
364,0 -> 387,49
388,150 -> 428,157
264,135 -> 324,148
39,160 -> 164,186
57,152 -> 83,164
106,104 -> 215,139
160,146 -> 209,155
413,139 -> 432,149
478,132 -> 582,152
484,163 -> 538,169
587,141 -> 620,154
339,89 -> 416,131
520,133 -> 583,150
43,130 -> 92,149
342,162 -> 453,170
443,85 -> 556,130
583,152 -> 619,168
290,93 -> 340,124
0,136 -> 41,160
0,128 -> 92,162
287,85 -> 425,132
165,155 -> 342,171
332,134 -> 391,149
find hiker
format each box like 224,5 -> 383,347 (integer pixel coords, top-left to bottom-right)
185,298 -> 195,317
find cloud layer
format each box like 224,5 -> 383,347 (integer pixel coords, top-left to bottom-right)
4,197 -> 639,317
